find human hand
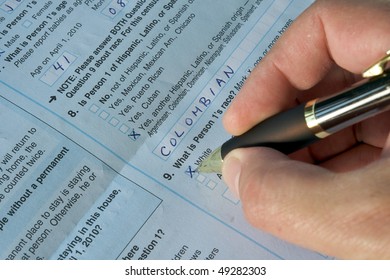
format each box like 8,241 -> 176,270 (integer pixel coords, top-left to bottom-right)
222,0 -> 390,259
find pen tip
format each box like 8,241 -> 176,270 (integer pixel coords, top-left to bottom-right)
197,147 -> 223,173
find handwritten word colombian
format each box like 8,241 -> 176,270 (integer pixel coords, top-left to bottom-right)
155,65 -> 235,159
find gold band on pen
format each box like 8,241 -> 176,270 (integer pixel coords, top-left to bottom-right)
304,99 -> 330,139
363,50 -> 390,78
305,50 -> 390,139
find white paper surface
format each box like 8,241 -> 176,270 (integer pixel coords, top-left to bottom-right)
0,0 -> 327,260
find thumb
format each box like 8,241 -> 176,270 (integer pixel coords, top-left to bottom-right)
222,147 -> 390,259
222,147 -> 333,231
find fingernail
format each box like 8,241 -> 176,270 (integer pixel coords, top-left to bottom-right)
222,155 -> 242,199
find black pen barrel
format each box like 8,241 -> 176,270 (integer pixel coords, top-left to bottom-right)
220,72 -> 390,159
221,103 -> 319,159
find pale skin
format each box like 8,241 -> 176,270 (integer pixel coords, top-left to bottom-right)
222,0 -> 390,259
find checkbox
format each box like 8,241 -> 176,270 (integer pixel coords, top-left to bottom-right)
89,104 -> 99,113
109,117 -> 120,127
207,180 -> 217,190
196,174 -> 206,183
23,20 -> 32,28
99,111 -> 109,120
119,124 -> 129,134
223,188 -> 240,205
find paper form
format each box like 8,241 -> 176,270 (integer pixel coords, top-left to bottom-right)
0,0 -> 327,260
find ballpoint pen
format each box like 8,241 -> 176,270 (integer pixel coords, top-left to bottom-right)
197,50 -> 390,173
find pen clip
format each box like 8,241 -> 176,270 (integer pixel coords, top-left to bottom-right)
362,50 -> 390,78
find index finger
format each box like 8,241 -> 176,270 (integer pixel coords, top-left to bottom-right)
223,0 -> 390,135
